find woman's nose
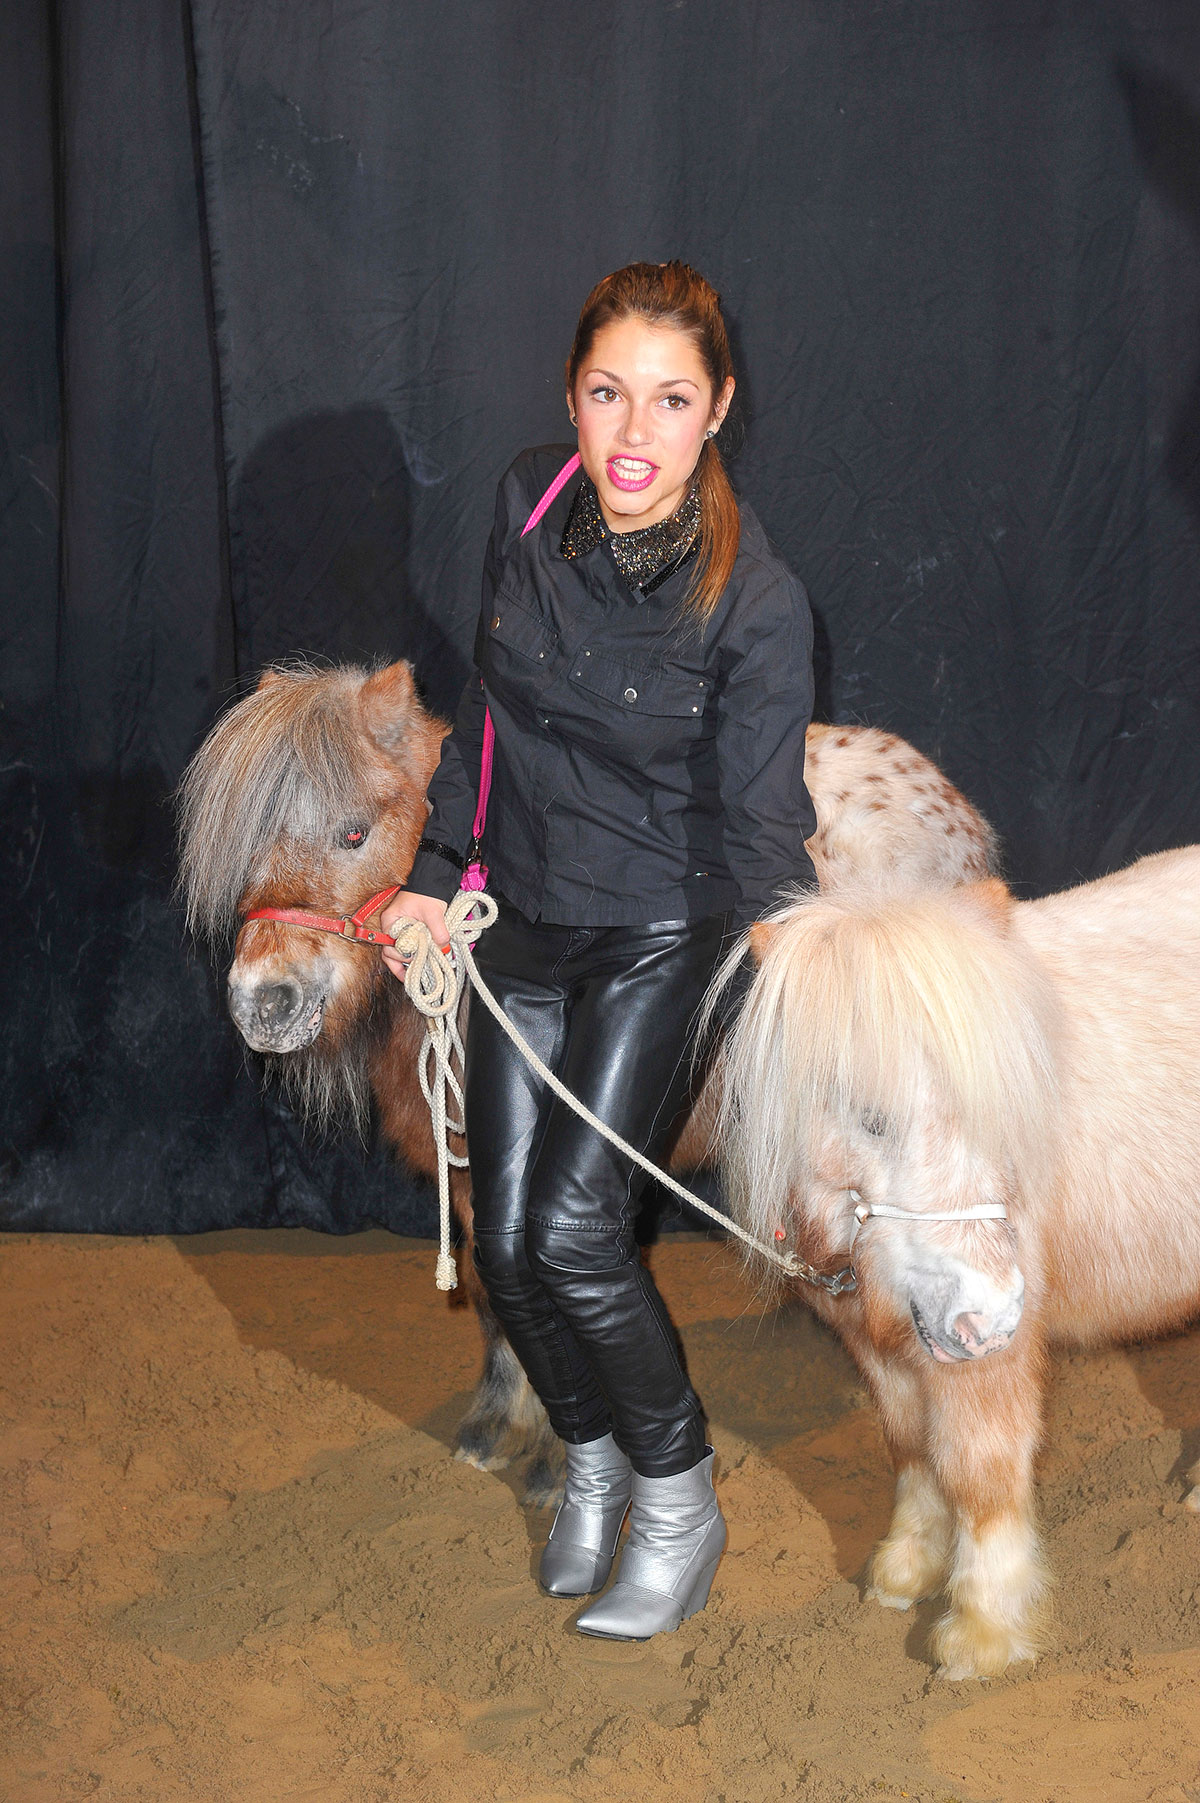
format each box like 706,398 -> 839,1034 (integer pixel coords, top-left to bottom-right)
617,405 -> 653,446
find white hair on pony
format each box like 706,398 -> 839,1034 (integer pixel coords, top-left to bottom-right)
176,661 -> 374,942
715,880 -> 1063,1289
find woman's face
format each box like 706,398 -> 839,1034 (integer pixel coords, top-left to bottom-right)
570,317 -> 734,532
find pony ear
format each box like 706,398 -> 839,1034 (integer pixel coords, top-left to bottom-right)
256,665 -> 287,691
962,876 -> 1014,932
361,660 -> 419,754
748,920 -> 779,963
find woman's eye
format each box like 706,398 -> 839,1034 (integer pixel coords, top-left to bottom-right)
661,393 -> 691,410
339,825 -> 370,850
589,386 -> 619,403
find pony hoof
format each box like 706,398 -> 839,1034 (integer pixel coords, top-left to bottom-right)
930,1609 -> 1042,1682
522,1454 -> 566,1510
453,1442 -> 511,1473
866,1534 -> 949,1611
865,1584 -> 915,1613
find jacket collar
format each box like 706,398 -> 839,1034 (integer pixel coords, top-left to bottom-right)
561,474 -> 700,598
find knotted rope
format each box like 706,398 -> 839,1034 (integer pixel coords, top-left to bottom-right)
390,889 -> 811,1290
385,891 -> 490,1291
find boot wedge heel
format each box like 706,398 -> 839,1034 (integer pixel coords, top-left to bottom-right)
682,1553 -> 723,1620
574,1450 -> 725,1640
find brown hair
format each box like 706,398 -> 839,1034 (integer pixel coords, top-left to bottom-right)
565,261 -> 739,620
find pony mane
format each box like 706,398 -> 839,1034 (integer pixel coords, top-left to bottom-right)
176,662 -> 377,941
717,882 -> 1061,1278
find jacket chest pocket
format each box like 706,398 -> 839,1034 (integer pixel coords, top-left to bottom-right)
481,596 -> 560,697
566,653 -> 713,749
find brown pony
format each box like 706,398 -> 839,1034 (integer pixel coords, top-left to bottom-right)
721,849 -> 1200,1679
177,659 -> 998,1500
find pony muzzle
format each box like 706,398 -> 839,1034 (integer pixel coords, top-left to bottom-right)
910,1301 -> 1022,1362
908,1267 -> 1025,1363
227,970 -> 328,1053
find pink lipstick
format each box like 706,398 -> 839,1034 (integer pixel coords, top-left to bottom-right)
606,456 -> 658,493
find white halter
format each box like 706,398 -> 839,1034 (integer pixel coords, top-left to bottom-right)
846,1189 -> 1008,1255
804,1190 -> 1010,1298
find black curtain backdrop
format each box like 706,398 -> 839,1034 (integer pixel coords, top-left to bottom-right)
4,1 -> 1199,1234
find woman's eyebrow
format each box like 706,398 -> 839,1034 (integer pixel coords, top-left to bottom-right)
584,368 -> 702,391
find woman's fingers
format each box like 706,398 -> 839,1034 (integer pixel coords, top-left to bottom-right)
380,933 -> 452,985
379,889 -> 450,942
378,891 -> 453,985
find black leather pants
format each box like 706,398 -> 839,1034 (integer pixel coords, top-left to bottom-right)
464,900 -> 728,1478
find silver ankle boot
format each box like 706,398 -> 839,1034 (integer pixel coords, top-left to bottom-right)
539,1432 -> 633,1597
573,1448 -> 725,1639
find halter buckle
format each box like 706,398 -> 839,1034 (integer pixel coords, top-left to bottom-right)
340,916 -> 358,938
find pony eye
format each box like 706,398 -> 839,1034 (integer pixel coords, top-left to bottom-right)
340,824 -> 369,849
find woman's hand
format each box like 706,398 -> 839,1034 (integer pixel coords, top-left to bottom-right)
379,890 -> 451,982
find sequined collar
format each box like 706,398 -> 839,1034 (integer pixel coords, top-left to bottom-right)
561,475 -> 701,597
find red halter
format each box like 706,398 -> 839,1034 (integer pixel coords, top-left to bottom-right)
243,884 -> 402,946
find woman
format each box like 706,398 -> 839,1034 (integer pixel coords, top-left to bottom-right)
381,262 -> 817,1640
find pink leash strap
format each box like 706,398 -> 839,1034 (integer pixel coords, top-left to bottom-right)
518,452 -> 581,537
461,453 -> 581,892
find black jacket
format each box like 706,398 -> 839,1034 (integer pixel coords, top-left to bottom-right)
407,446 -> 817,930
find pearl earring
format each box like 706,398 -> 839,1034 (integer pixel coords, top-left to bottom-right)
705,428 -> 717,440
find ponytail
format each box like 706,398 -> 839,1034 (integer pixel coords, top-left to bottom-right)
692,435 -> 740,621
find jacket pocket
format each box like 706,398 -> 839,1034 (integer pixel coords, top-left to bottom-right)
567,653 -> 711,720
480,593 -> 560,680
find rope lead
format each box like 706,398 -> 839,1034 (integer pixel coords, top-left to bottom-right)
387,890 -> 497,1291
392,889 -> 808,1290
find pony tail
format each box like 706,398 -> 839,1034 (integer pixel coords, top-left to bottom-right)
691,435 -> 740,621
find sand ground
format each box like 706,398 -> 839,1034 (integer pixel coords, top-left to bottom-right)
2,1228 -> 1199,1803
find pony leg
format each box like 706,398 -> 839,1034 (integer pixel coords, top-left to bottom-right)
449,1171 -> 565,1506
924,1343 -> 1051,1681
869,1464 -> 954,1611
373,994 -> 564,1497
1185,1455 -> 1200,1512
454,1315 -> 564,1504
854,1346 -> 953,1609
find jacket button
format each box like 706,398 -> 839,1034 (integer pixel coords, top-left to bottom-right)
491,614 -> 500,629
624,687 -> 637,703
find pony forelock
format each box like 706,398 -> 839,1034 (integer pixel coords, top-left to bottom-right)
176,662 -> 375,941
718,884 -> 1060,1280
